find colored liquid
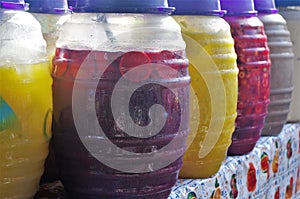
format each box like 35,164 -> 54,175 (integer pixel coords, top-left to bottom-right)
173,16 -> 238,178
278,9 -> 300,122
52,48 -> 190,198
0,62 -> 52,199
224,16 -> 271,155
258,13 -> 294,136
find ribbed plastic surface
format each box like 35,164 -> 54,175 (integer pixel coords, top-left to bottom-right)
173,15 -> 238,178
224,16 -> 271,155
259,13 -> 294,136
52,13 -> 189,198
0,9 -> 51,199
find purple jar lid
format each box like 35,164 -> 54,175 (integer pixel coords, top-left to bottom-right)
220,0 -> 258,16
254,0 -> 278,13
169,0 -> 226,16
25,0 -> 69,14
0,0 -> 28,10
70,0 -> 174,14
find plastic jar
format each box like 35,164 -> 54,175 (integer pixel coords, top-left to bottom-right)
52,0 -> 190,198
169,0 -> 238,178
0,0 -> 52,198
275,0 -> 300,122
254,0 -> 294,136
221,0 -> 271,155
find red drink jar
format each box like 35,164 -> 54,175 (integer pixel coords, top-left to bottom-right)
221,0 -> 271,155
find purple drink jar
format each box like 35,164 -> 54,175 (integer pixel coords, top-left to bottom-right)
254,0 -> 294,136
221,0 -> 271,155
51,0 -> 190,198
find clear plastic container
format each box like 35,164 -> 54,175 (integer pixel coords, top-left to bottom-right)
254,0 -> 294,136
0,0 -> 52,198
52,1 -> 190,198
221,0 -> 271,155
26,0 -> 70,58
169,0 -> 238,178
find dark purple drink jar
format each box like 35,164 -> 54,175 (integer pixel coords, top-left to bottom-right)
221,0 -> 271,155
51,1 -> 190,198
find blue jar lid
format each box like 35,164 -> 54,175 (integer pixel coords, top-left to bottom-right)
169,0 -> 226,16
220,0 -> 258,16
70,0 -> 174,14
254,0 -> 278,14
0,0 -> 28,10
275,0 -> 300,6
25,0 -> 69,14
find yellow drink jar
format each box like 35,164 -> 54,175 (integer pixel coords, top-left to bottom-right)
0,1 -> 52,198
170,0 -> 238,178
